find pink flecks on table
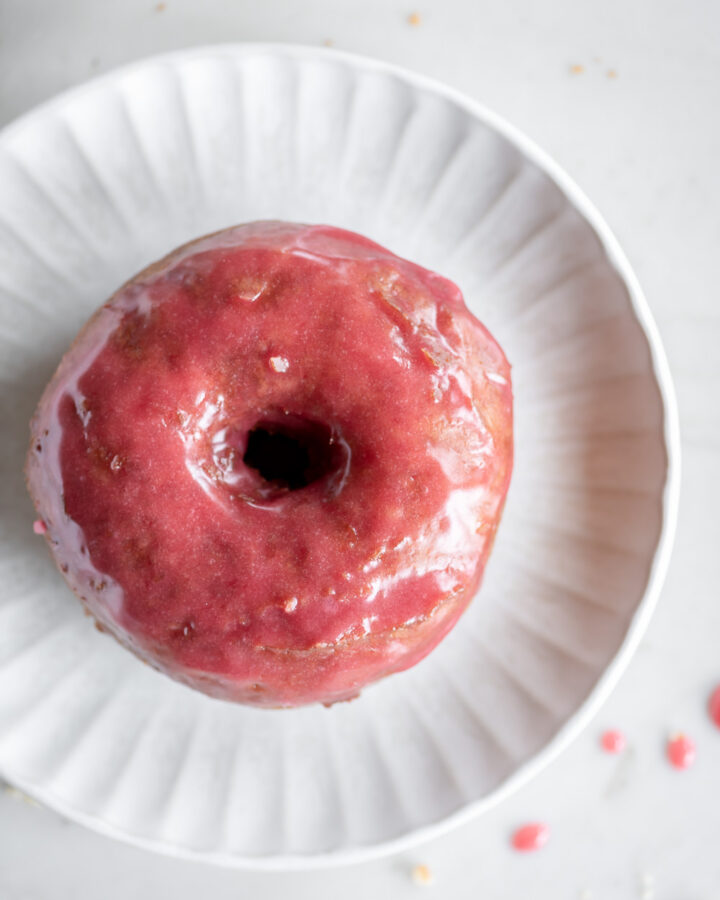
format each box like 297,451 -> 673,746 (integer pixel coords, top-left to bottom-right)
666,733 -> 696,770
708,686 -> 720,729
32,519 -> 47,535
511,822 -> 550,852
600,729 -> 627,754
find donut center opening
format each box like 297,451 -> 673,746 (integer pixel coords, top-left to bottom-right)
243,416 -> 345,494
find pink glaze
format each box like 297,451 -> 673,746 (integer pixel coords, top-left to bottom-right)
666,733 -> 696,769
511,823 -> 550,852
600,729 -> 626,754
709,686 -> 720,729
26,222 -> 513,707
32,519 -> 47,535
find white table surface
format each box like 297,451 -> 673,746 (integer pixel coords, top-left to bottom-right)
1,1 -> 719,897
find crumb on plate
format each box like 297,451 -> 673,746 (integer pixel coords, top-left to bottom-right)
3,784 -> 40,807
411,864 -> 434,886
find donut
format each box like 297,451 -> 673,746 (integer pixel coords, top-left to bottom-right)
26,222 -> 513,707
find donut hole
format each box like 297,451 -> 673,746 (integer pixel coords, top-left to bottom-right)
243,416 -> 348,496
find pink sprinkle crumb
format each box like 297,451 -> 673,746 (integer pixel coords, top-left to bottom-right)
667,733 -> 696,770
511,822 -> 550,852
601,729 -> 626,754
708,686 -> 720,729
33,519 -> 47,535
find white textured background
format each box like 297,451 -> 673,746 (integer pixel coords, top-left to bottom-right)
0,1 -> 718,897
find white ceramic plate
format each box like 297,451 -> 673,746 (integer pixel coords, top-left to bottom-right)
0,44 -> 679,868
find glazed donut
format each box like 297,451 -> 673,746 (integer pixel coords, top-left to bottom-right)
26,222 -> 513,707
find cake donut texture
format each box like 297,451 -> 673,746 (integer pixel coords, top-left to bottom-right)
26,222 -> 513,707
